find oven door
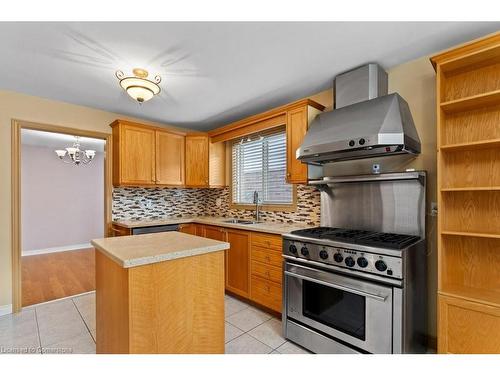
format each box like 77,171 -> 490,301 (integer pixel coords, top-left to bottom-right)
285,262 -> 394,353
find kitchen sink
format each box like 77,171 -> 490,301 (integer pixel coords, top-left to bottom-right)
223,219 -> 262,225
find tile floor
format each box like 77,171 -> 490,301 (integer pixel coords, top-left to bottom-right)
0,291 -> 310,354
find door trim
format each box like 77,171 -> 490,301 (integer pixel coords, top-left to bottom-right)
11,119 -> 112,312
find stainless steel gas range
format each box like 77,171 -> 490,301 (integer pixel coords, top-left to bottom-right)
282,171 -> 427,354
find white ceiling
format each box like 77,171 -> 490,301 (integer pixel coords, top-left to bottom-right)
1,22 -> 498,130
21,128 -> 105,152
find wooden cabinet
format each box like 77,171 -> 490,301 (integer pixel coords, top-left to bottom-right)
438,295 -> 500,353
112,121 -> 156,186
249,232 -> 282,312
209,142 -> 226,187
155,130 -> 185,185
286,106 -> 308,184
204,225 -> 226,241
110,224 -> 131,237
431,33 -> 500,353
207,99 -> 324,185
111,120 -> 186,187
224,228 -> 250,298
185,135 -> 209,187
286,104 -> 324,184
178,223 -> 197,235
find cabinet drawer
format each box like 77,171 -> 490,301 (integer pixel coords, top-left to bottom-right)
251,276 -> 282,313
439,294 -> 500,353
251,232 -> 282,251
251,246 -> 282,268
251,261 -> 282,284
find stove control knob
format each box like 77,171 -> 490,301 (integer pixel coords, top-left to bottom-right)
357,257 -> 368,268
359,138 -> 366,145
301,246 -> 309,256
333,253 -> 343,263
319,250 -> 329,260
345,257 -> 355,267
348,140 -> 355,147
289,244 -> 297,254
375,260 -> 388,272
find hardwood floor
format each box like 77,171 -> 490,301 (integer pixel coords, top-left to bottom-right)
22,248 -> 95,307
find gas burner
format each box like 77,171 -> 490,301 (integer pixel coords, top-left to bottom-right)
290,227 -> 420,250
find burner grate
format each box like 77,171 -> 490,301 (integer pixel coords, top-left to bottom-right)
290,227 -> 420,249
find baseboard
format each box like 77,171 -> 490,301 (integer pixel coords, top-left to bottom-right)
22,242 -> 92,257
0,304 -> 13,317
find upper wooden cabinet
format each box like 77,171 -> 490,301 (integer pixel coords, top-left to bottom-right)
185,135 -> 209,187
185,135 -> 226,188
111,120 -> 225,188
207,98 -> 325,185
112,121 -> 156,186
156,130 -> 185,185
286,106 -> 308,184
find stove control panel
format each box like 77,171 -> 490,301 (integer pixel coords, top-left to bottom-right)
284,240 -> 403,279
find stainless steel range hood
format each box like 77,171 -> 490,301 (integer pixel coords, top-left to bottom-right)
298,64 -> 421,165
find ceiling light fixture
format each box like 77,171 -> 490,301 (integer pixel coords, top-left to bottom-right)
55,136 -> 96,166
115,68 -> 161,104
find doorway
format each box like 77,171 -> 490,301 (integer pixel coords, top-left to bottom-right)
11,120 -> 112,312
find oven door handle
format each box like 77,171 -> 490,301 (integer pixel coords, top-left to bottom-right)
284,270 -> 388,302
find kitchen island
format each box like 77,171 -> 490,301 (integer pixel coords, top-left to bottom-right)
91,231 -> 230,354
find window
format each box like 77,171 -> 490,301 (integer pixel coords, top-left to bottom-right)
232,129 -> 293,205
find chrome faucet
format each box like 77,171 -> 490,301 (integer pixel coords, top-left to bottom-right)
253,191 -> 261,222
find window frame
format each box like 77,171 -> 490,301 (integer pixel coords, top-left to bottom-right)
229,129 -> 297,212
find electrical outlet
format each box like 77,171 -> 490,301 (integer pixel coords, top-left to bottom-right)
430,202 -> 438,217
215,198 -> 222,207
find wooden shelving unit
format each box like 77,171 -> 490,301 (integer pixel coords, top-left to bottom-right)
431,32 -> 500,354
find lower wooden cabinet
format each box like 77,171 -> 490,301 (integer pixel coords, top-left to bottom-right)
110,224 -> 131,237
249,233 -> 283,313
204,225 -> 226,241
224,229 -> 251,298
178,223 -> 198,235
438,294 -> 500,353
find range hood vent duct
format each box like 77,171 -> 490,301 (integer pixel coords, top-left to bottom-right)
298,64 -> 421,165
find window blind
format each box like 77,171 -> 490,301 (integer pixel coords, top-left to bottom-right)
232,129 -> 293,205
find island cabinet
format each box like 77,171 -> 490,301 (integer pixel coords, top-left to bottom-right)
92,232 -> 229,354
111,120 -> 186,187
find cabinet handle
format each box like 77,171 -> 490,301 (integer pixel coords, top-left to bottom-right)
286,172 -> 291,177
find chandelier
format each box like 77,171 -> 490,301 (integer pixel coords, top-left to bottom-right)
54,136 -> 96,166
115,68 -> 161,103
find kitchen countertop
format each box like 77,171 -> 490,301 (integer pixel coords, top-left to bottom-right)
112,216 -> 313,235
91,231 -> 230,268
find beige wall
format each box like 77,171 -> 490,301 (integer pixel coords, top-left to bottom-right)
0,90 -> 189,308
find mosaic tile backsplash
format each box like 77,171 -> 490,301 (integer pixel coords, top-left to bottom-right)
113,185 -> 320,226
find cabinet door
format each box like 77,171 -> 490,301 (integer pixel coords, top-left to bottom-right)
179,223 -> 197,235
120,124 -> 156,185
155,131 -> 185,185
286,106 -> 308,184
204,225 -> 226,241
185,135 -> 209,187
209,141 -> 226,187
225,229 -> 250,298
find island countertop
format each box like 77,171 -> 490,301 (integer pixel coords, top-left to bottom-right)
91,231 -> 230,268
